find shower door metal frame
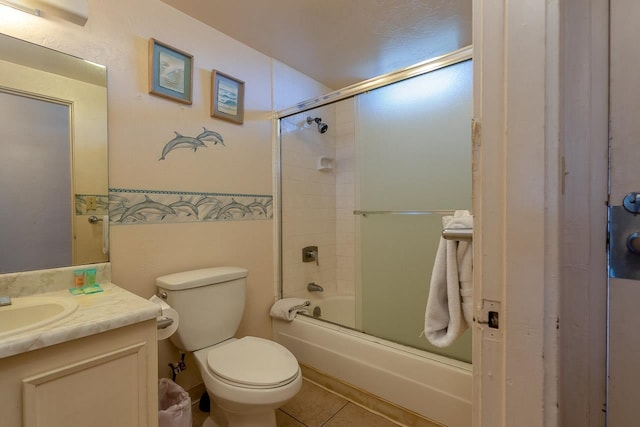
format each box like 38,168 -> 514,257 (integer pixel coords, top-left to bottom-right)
274,44 -> 473,301
276,45 -> 472,120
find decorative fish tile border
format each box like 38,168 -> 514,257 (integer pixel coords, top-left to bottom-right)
75,194 -> 109,215
108,189 -> 273,225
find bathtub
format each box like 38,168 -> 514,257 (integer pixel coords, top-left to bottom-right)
305,295 -> 356,328
272,307 -> 472,427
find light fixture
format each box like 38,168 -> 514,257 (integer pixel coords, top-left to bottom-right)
0,0 -> 88,25
0,0 -> 41,16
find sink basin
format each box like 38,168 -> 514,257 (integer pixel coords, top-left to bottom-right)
0,296 -> 79,338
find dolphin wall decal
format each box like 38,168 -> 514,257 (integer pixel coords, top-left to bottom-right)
159,127 -> 225,160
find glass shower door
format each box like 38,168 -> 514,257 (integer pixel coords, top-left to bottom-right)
356,59 -> 473,362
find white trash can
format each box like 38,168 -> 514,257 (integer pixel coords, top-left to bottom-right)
158,378 -> 192,427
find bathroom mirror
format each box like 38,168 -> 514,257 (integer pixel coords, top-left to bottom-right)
0,33 -> 108,274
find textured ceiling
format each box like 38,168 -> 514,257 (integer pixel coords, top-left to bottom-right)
160,0 -> 472,90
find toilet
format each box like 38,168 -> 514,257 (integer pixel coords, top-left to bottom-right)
156,267 -> 302,427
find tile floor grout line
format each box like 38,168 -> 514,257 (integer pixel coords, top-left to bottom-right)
279,408 -> 312,426
302,377 -> 406,427
320,401 -> 349,427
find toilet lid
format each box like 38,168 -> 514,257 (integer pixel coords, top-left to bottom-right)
207,337 -> 299,387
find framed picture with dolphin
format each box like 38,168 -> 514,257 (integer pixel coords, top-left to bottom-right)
148,38 -> 193,104
211,69 -> 245,124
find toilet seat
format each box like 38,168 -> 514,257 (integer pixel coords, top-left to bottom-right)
206,337 -> 299,389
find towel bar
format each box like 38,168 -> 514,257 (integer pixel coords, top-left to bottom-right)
88,215 -> 103,224
442,228 -> 472,241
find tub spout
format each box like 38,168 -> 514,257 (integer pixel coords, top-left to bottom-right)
307,282 -> 324,292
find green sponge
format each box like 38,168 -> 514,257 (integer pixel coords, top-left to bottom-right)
68,283 -> 103,295
82,283 -> 103,294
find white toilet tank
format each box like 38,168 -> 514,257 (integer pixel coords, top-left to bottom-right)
156,267 -> 248,351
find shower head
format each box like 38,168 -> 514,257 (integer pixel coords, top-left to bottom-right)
306,116 -> 328,134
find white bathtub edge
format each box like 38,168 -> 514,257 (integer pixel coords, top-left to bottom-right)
273,316 -> 472,427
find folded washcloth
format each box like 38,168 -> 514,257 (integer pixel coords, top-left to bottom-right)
269,298 -> 311,321
424,210 -> 473,347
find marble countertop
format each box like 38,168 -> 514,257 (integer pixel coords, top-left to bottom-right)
0,283 -> 160,359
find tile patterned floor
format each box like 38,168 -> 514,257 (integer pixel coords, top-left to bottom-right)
192,379 -> 399,426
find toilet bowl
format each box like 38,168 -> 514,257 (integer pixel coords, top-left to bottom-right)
193,337 -> 302,427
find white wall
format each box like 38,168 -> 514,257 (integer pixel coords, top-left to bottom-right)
280,105 -> 338,297
272,61 -> 331,112
280,96 -> 356,301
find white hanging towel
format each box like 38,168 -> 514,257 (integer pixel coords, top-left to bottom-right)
424,210 -> 473,347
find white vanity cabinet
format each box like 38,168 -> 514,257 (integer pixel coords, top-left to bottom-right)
0,285 -> 160,427
1,320 -> 158,427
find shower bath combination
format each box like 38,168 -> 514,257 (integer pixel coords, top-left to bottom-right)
306,116 -> 328,133
278,47 -> 473,427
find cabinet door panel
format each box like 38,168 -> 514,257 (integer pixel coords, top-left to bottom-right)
23,343 -> 148,427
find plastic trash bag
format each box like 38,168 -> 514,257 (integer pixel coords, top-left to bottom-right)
158,378 -> 192,427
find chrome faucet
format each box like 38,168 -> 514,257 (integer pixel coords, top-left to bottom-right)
307,282 -> 324,292
0,296 -> 12,307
